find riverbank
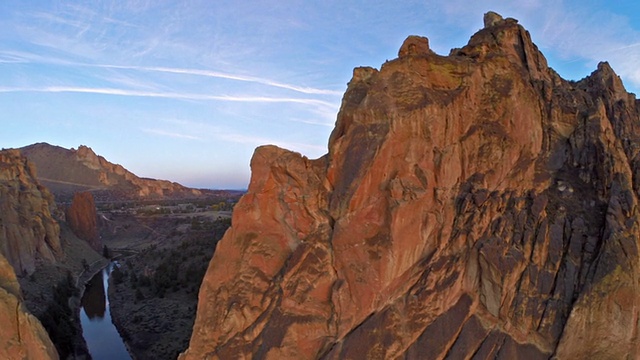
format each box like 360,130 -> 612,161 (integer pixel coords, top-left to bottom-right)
109,274 -> 197,359
71,259 -> 110,359
107,216 -> 230,359
18,224 -> 108,359
72,257 -> 110,308
80,263 -> 132,360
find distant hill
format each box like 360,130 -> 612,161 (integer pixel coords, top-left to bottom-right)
20,143 -> 222,203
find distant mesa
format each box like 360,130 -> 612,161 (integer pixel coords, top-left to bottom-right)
19,142 -> 216,203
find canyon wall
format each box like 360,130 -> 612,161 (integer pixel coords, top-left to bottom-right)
0,150 -> 59,358
0,149 -> 62,275
0,252 -> 58,359
182,13 -> 640,359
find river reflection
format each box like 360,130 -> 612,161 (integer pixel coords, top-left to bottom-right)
80,262 -> 131,360
81,270 -> 106,319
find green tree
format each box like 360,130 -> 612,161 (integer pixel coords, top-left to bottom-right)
111,266 -> 124,284
103,245 -> 111,259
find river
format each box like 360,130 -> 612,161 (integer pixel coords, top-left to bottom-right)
80,262 -> 131,360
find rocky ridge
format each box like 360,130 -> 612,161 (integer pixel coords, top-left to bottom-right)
20,143 -> 204,202
0,149 -> 62,275
182,12 -> 640,359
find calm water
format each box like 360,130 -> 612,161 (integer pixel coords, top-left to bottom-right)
80,262 -> 131,360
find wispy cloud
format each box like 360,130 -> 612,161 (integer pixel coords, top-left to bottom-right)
286,118 -> 335,127
533,2 -> 640,87
0,50 -> 68,65
0,50 -> 343,96
217,132 -> 327,154
0,86 -> 337,108
30,11 -> 88,29
149,118 -> 327,155
142,128 -> 202,140
91,64 -> 344,96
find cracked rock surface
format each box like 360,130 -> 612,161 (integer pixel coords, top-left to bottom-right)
182,13 -> 640,360
0,253 -> 58,359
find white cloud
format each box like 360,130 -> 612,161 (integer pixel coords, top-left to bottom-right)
217,132 -> 326,155
150,118 -> 327,156
0,49 -> 343,97
91,64 -> 344,96
0,86 -> 337,108
142,128 -> 202,140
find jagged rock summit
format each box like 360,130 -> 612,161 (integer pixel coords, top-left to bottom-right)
19,143 -> 204,202
182,13 -> 640,359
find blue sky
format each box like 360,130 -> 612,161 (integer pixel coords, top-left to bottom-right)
1,1 -> 639,189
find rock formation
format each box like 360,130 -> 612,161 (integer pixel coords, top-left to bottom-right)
0,252 -> 58,359
0,149 -> 62,275
66,191 -> 101,252
20,143 -> 205,202
181,13 -> 640,359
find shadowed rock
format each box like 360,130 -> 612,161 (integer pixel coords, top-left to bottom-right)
66,191 -> 101,252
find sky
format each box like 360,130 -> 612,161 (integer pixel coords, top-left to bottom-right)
1,1 -> 639,190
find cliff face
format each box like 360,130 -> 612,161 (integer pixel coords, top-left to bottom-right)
66,191 -> 101,252
0,252 -> 58,359
0,150 -> 62,275
182,13 -> 640,359
20,143 -> 203,202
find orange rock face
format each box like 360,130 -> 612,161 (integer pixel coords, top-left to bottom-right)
0,150 -> 62,275
0,151 -> 59,358
182,13 -> 640,359
0,253 -> 58,359
66,191 -> 101,252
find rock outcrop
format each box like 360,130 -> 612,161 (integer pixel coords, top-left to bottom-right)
182,13 -> 640,359
20,143 -> 204,202
66,191 -> 101,252
0,150 -> 62,275
0,252 -> 58,359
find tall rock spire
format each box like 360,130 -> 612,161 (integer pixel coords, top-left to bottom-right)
182,13 -> 640,359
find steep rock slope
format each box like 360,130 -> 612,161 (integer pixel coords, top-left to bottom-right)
0,252 -> 58,359
0,150 -> 62,275
20,143 -> 204,202
66,191 -> 101,252
182,13 -> 640,359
